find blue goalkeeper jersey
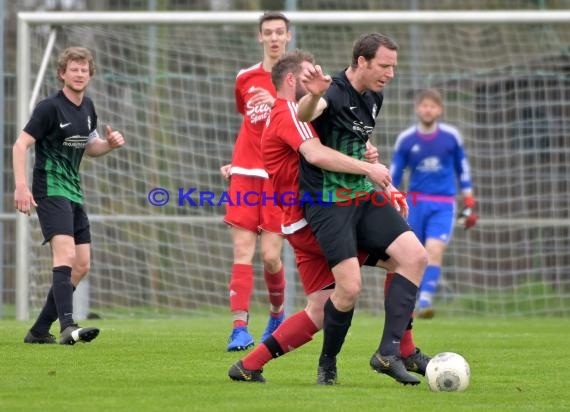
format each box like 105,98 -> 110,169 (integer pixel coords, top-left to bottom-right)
390,122 -> 472,197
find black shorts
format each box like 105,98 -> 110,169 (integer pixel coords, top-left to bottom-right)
304,192 -> 411,268
36,196 -> 91,245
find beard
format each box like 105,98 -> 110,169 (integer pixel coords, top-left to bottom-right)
294,78 -> 307,102
419,116 -> 437,129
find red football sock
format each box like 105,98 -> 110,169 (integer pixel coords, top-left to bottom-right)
229,264 -> 254,322
400,326 -> 416,358
264,265 -> 285,311
384,272 -> 416,358
242,310 -> 318,370
384,272 -> 394,295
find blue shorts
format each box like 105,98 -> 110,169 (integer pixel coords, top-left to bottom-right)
407,197 -> 455,244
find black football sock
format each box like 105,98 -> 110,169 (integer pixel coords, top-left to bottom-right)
30,287 -> 56,335
52,266 -> 75,332
30,284 -> 77,335
319,298 -> 354,368
378,273 -> 418,356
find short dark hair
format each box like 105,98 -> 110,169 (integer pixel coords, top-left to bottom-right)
351,33 -> 398,68
272,49 -> 315,90
258,11 -> 290,32
57,46 -> 95,82
415,88 -> 443,107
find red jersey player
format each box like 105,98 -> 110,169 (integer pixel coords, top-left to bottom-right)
222,12 -> 292,352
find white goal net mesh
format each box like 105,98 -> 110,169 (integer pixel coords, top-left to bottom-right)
23,15 -> 570,318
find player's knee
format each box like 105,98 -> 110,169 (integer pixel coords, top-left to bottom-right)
54,248 -> 77,267
414,246 -> 429,270
233,244 -> 256,264
338,279 -> 361,305
260,249 -> 282,271
73,260 -> 91,278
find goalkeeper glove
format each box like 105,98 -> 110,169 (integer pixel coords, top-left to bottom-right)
458,196 -> 478,230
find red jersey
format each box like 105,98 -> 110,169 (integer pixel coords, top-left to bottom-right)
230,62 -> 275,178
261,98 -> 318,234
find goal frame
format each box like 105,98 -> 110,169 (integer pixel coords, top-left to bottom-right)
15,10 -> 570,320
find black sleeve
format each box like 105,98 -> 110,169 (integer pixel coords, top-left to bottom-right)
23,99 -> 56,141
322,81 -> 344,117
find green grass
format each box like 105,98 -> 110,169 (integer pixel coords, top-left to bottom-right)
1,316 -> 569,412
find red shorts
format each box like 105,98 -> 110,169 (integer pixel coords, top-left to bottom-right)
224,174 -> 282,234
287,225 -> 371,295
287,225 -> 334,295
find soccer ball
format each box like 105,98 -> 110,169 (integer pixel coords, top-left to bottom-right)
425,352 -> 470,392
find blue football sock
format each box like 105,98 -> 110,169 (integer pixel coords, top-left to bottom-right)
418,265 -> 441,308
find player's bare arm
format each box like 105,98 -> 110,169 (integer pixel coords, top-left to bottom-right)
12,131 -> 38,215
299,138 -> 391,189
85,125 -> 125,157
297,64 -> 331,122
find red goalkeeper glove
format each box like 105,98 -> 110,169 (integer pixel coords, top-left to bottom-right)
458,196 -> 478,230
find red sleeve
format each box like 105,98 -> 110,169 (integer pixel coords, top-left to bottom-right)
234,76 -> 245,115
280,101 -> 317,152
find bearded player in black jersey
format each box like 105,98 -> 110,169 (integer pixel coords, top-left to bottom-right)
14,47 -> 124,345
297,34 -> 429,385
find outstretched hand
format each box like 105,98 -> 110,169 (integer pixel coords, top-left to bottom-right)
106,125 -> 125,149
300,64 -> 332,96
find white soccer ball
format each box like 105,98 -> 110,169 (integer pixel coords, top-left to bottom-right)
425,352 -> 470,392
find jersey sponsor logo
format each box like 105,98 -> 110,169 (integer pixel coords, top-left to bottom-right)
245,100 -> 271,125
351,121 -> 374,137
62,135 -> 89,149
59,122 -> 71,128
417,156 -> 442,172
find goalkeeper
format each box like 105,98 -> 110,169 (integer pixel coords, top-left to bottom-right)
390,88 -> 478,319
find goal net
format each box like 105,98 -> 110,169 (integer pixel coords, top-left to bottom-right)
16,11 -> 570,319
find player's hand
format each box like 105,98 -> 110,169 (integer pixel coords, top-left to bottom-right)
220,163 -> 231,180
106,125 -> 125,149
385,183 -> 408,219
14,184 -> 37,216
220,163 -> 232,180
249,87 -> 275,108
458,196 -> 478,230
300,64 -> 332,96
364,141 -> 379,164
365,163 -> 391,190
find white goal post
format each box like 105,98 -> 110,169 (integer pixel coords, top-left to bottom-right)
16,10 -> 570,320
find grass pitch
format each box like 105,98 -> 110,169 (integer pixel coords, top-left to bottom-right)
1,315 -> 569,412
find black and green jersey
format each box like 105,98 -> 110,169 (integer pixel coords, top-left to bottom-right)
300,70 -> 384,202
24,90 -> 98,204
